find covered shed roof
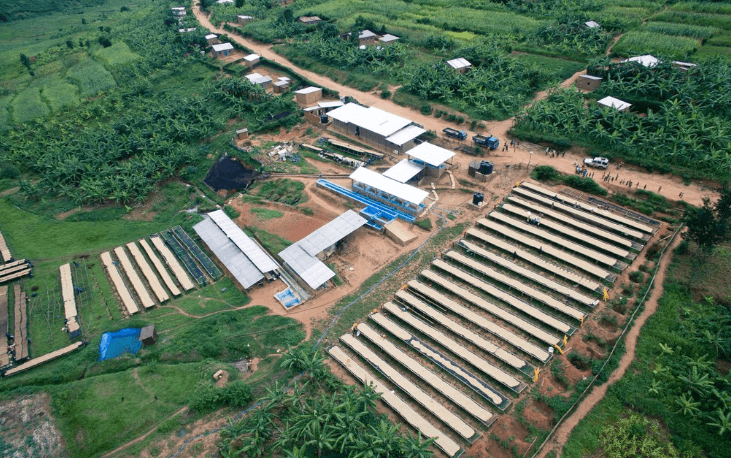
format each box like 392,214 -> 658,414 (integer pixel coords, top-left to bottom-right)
406,142 -> 455,167
207,210 -> 279,273
446,57 -> 472,70
245,73 -> 271,84
279,244 -> 334,289
298,210 -> 367,256
350,167 -> 429,205
318,101 -> 344,109
327,103 -> 413,137
212,43 -> 234,52
193,217 -> 265,289
244,53 -> 260,61
295,86 -> 321,94
205,33 -> 218,40
379,34 -> 399,43
359,30 -> 376,39
597,96 -> 631,111
383,159 -> 425,183
584,20 -> 600,28
385,125 -> 426,146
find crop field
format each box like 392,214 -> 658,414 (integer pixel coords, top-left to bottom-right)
66,62 -> 117,97
94,41 -> 140,67
612,31 -> 700,59
10,86 -> 50,123
41,79 -> 80,111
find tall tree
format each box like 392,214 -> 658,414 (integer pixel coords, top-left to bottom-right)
683,186 -> 731,253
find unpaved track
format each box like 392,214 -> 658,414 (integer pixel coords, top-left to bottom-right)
100,407 -> 188,458
534,231 -> 683,458
193,3 -> 715,207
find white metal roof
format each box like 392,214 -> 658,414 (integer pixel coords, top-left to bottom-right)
278,76 -> 290,81
171,6 -> 185,10
581,74 -> 602,81
279,244 -> 334,289
584,20 -> 600,28
350,167 -> 429,205
207,210 -> 279,273
194,217 -> 264,289
245,73 -> 271,84
244,53 -> 260,61
447,58 -> 472,69
205,34 -> 218,40
295,86 -> 321,95
327,103 -> 413,137
673,61 -> 697,67
237,14 -> 253,19
406,142 -> 455,167
624,55 -> 661,67
212,43 -> 234,52
318,101 -> 344,109
597,96 -> 631,111
379,34 -> 399,42
275,80 -> 290,87
383,159 -> 425,183
359,30 -> 376,39
178,28 -> 196,32
216,0 -> 234,3
299,210 -> 367,256
386,125 -> 426,146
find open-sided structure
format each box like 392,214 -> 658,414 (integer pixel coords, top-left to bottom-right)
350,167 -> 429,215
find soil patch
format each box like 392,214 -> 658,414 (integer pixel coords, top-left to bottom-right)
0,393 -> 66,458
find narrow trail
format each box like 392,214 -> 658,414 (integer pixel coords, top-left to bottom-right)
100,406 -> 189,458
534,231 -> 683,458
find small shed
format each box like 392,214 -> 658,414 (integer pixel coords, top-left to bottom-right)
576,74 -> 602,91
295,86 -> 322,106
178,27 -> 196,33
597,96 -> 631,112
273,80 -> 290,93
623,54 -> 661,68
243,53 -> 260,67
237,15 -> 254,24
583,20 -> 600,29
216,0 -> 234,4
358,30 -> 377,45
139,325 -> 157,345
379,34 -> 399,45
171,6 -> 186,16
205,33 -> 220,44
236,128 -> 249,140
246,73 -> 272,87
446,57 -> 472,74
298,16 -> 321,25
212,42 -> 234,57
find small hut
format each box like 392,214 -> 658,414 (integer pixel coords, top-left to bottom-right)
139,325 -> 157,345
576,74 -> 602,91
236,128 -> 249,140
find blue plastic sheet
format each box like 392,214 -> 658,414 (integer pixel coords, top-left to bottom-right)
99,328 -> 142,361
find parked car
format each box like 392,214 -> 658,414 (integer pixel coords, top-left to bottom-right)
583,157 -> 609,169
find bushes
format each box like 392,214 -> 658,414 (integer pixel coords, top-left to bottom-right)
532,165 -> 560,182
415,218 -> 432,231
420,103 -> 432,115
188,380 -> 252,413
223,205 -> 240,219
563,175 -> 608,196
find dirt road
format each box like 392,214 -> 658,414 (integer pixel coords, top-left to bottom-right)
534,230 -> 683,458
192,4 -> 716,207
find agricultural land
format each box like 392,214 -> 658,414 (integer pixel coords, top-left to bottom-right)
0,0 -> 730,457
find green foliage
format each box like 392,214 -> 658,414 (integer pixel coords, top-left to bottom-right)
64,206 -> 128,222
248,226 -> 292,255
629,271 -> 644,283
94,41 -> 140,66
224,205 -> 241,219
41,79 -> 80,111
10,87 -> 50,123
415,218 -> 432,231
683,188 -> 731,253
531,165 -> 560,182
250,207 -> 284,220
66,62 -> 117,97
643,21 -> 718,40
531,17 -> 613,56
255,179 -> 306,205
612,31 -> 699,59
189,380 -> 253,413
599,413 -> 683,458
531,165 -> 607,196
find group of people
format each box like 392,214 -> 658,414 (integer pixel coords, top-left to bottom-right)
526,211 -> 543,226
545,147 -> 566,158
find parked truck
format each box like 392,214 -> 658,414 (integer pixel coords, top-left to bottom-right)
443,127 -> 467,140
473,134 -> 499,150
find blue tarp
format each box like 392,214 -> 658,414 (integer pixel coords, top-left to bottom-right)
99,328 -> 142,361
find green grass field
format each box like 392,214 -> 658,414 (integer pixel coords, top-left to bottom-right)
94,41 -> 140,67
10,86 -> 50,123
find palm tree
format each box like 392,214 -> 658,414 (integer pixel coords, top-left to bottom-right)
707,409 -> 731,436
675,391 -> 701,417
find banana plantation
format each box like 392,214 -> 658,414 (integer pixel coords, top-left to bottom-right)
292,33 -> 410,70
512,58 -> 731,179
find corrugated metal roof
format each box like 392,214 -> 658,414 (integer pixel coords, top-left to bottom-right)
383,159 -> 425,183
295,86 -> 321,94
279,244 -> 335,289
359,30 -> 376,39
379,34 -> 399,42
318,101 -> 344,109
386,125 -> 426,146
584,20 -> 600,28
447,58 -> 472,69
406,142 -> 455,167
212,43 -> 234,52
205,34 -> 218,39
350,167 -> 429,205
299,210 -> 367,256
244,54 -> 260,61
597,96 -> 631,111
581,75 -> 602,81
327,103 -> 413,137
193,217 -> 264,289
208,210 -> 279,273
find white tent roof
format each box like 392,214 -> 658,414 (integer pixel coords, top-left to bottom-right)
205,34 -> 218,40
171,6 -> 186,10
447,58 -> 472,69
597,96 -> 631,111
624,55 -> 661,67
212,43 -> 234,52
359,30 -> 376,39
327,103 -> 413,137
244,53 -> 260,61
237,15 -> 253,19
295,86 -> 321,95
350,167 -> 429,205
673,61 -> 697,67
386,125 -> 426,146
207,210 -> 279,273
584,21 -> 600,28
193,217 -> 264,289
383,159 -> 425,183
406,142 -> 455,167
379,34 -> 399,42
216,0 -> 234,4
